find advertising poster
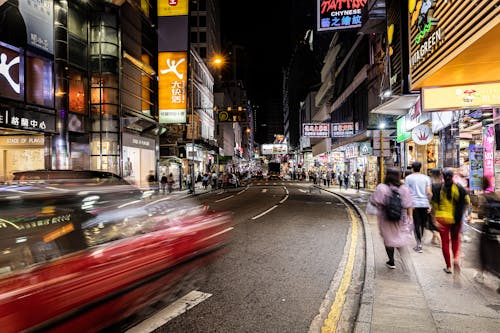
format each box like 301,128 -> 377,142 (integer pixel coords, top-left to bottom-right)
483,126 -> 495,192
158,0 -> 189,17
469,144 -> 483,191
158,51 -> 187,124
19,0 -> 54,54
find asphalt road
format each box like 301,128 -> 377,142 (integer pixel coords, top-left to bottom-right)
133,181 -> 354,333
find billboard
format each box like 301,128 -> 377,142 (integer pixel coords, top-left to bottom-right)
261,144 -> 288,155
317,0 -> 367,32
0,44 -> 22,101
303,123 -> 330,137
217,109 -> 247,123
158,0 -> 189,17
158,52 -> 187,124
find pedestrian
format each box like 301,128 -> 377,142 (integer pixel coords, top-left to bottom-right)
147,170 -> 156,192
338,171 -> 343,190
160,173 -> 168,194
369,167 -> 414,270
222,172 -> 228,191
431,168 -> 471,274
428,168 -> 442,245
354,169 -> 361,192
322,171 -> 327,186
326,171 -> 332,187
167,172 -> 174,194
202,173 -> 209,189
344,172 -> 349,190
186,173 -> 192,192
404,161 -> 432,253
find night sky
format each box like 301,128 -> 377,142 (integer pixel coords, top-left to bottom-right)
220,1 -> 316,142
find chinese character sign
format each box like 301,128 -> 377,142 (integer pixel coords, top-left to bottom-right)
158,0 -> 189,17
317,0 -> 367,31
303,123 -> 330,137
483,126 -> 495,192
158,52 -> 187,124
331,122 -> 354,137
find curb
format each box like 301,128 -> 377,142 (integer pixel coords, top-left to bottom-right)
314,186 -> 375,333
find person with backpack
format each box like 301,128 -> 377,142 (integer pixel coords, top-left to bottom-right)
431,168 -> 471,274
369,168 -> 414,269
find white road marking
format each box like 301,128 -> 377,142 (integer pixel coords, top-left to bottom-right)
283,186 -> 288,194
215,195 -> 234,202
279,195 -> 289,204
251,205 -> 278,220
237,186 -> 249,195
262,189 -> 268,193
299,189 -> 307,193
326,202 -> 332,204
126,290 -> 212,333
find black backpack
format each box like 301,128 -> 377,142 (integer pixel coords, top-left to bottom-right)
385,188 -> 403,222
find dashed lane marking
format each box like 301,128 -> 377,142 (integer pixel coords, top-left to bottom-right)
215,195 -> 234,202
251,205 -> 278,220
125,290 -> 212,333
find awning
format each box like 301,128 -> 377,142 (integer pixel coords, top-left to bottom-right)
370,95 -> 420,115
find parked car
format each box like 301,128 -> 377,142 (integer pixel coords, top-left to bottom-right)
0,170 -> 234,332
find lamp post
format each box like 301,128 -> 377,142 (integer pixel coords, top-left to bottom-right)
190,61 -> 195,194
379,121 -> 386,184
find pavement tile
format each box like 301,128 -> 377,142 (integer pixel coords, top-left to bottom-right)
434,312 -> 500,333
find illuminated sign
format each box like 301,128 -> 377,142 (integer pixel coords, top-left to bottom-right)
0,45 -> 21,100
411,124 -> 433,145
303,123 -> 330,137
158,52 -> 187,124
217,109 -> 247,123
261,144 -> 288,155
158,0 -> 189,17
317,0 -> 367,31
422,82 -> 500,111
0,107 -> 56,132
331,122 -> 353,137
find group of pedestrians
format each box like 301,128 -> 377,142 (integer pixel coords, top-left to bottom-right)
369,162 -> 472,275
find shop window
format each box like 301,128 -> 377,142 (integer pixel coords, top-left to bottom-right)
69,68 -> 87,114
26,54 -> 53,108
90,155 -> 119,174
91,74 -> 118,88
91,132 -> 119,155
91,87 -> 118,105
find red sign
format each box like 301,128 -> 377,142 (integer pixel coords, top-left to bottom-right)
318,0 -> 367,31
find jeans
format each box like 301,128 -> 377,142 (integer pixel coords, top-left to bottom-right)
413,208 -> 429,245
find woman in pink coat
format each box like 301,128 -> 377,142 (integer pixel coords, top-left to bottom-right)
370,168 -> 414,269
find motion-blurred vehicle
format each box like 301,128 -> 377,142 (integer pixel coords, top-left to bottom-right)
0,170 -> 233,332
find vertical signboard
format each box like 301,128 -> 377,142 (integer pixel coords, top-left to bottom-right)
469,144 -> 484,191
158,0 -> 189,16
317,0 -> 367,31
0,44 -> 22,101
483,126 -> 495,192
158,52 -> 188,123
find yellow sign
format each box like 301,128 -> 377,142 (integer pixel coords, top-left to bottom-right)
158,52 -> 187,123
158,0 -> 188,17
422,82 -> 500,111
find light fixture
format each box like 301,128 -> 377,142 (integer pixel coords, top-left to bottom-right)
381,89 -> 392,99
379,121 -> 386,129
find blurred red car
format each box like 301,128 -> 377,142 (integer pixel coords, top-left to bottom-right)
0,172 -> 233,333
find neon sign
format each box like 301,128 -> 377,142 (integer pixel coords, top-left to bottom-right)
317,0 -> 367,31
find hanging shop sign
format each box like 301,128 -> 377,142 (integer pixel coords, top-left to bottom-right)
158,52 -> 187,124
359,142 -> 372,156
0,44 -> 22,101
331,122 -> 353,138
158,0 -> 189,17
317,0 -> 367,32
469,144 -> 484,191
303,123 -> 330,138
0,107 -> 55,133
411,124 -> 433,145
396,117 -> 411,143
344,143 -> 359,159
422,82 -> 500,111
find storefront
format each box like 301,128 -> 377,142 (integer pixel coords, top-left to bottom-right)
122,132 -> 156,187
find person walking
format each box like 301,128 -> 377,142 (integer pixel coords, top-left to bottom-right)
147,170 -> 157,193
326,171 -> 332,187
338,171 -> 343,190
160,173 -> 168,194
369,168 -> 414,269
343,172 -> 349,190
167,172 -> 174,194
431,168 -> 471,274
404,161 -> 432,253
354,169 -> 361,192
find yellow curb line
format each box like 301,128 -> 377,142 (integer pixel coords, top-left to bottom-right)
321,206 -> 359,333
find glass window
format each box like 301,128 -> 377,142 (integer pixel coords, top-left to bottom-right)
26,54 -> 53,108
190,31 -> 197,43
68,6 -> 88,39
199,31 -> 206,43
69,68 -> 87,114
69,37 -> 88,68
91,88 -> 118,105
199,16 -> 207,27
189,16 -> 197,26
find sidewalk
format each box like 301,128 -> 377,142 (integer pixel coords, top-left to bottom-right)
319,186 -> 500,333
